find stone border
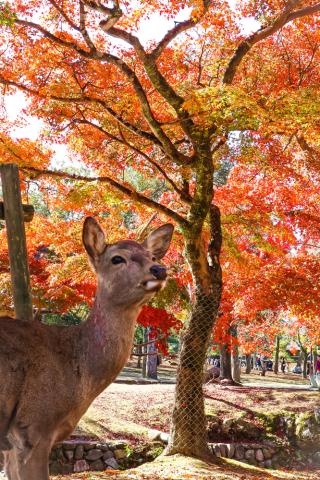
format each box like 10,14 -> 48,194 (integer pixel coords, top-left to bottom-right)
209,443 -> 282,468
49,440 -> 128,475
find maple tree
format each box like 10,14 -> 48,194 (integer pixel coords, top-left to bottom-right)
0,0 -> 320,459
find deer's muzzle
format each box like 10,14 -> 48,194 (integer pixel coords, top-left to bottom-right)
150,265 -> 167,281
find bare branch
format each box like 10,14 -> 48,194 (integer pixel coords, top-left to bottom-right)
48,0 -> 80,32
73,117 -> 191,202
223,1 -> 320,84
296,133 -> 320,165
20,166 -> 188,226
81,0 -> 118,16
151,0 -> 211,60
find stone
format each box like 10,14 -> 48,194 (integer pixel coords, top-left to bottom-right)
55,448 -> 66,461
109,441 -> 127,450
90,459 -> 105,471
218,444 -> 228,457
148,429 -> 161,441
64,449 -> 74,461
74,460 -> 90,473
105,457 -> 120,469
226,444 -> 235,458
222,418 -> 233,434
101,444 -> 112,451
284,416 -> 295,439
255,449 -> 264,462
234,418 -> 262,439
264,459 -> 273,469
83,442 -> 96,450
114,448 -> 127,460
103,450 -> 114,461
312,451 -> 320,465
49,461 -> 64,475
213,445 -> 221,457
263,448 -> 272,460
85,448 -> 103,461
74,445 -> 84,460
61,464 -> 74,475
301,428 -> 313,441
314,408 -> 320,424
63,441 -> 76,450
245,449 -> 255,462
49,450 -> 57,461
235,445 -> 245,460
159,432 -> 170,444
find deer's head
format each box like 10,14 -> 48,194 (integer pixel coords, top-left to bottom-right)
83,217 -> 174,307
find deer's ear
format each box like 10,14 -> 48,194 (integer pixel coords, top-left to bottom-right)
83,217 -> 106,266
142,224 -> 174,260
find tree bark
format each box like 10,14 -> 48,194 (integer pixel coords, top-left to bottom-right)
142,328 -> 148,378
147,335 -> 158,380
274,335 -> 280,374
166,204 -> 222,459
136,342 -> 142,369
231,351 -> 241,383
230,324 -> 241,383
0,163 -> 33,322
245,354 -> 252,374
302,352 -> 308,379
220,344 -> 233,382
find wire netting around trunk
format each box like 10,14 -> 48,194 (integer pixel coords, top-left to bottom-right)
167,288 -> 220,459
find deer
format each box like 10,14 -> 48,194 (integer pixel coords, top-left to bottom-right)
0,217 -> 174,480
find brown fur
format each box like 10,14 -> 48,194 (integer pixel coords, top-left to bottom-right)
0,217 -> 173,479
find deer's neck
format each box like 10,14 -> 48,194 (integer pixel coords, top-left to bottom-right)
81,295 -> 140,393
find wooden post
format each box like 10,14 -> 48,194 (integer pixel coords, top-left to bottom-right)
0,163 -> 33,321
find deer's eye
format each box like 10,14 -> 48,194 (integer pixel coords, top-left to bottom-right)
111,256 -> 126,265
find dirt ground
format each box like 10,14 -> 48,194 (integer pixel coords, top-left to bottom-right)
76,381 -> 319,444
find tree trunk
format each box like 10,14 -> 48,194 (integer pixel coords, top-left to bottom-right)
220,344 -> 233,382
0,163 -> 33,321
167,204 -> 222,459
147,335 -> 158,380
302,353 -> 308,379
230,324 -> 241,383
231,352 -> 241,383
142,328 -> 148,378
252,352 -> 257,370
136,342 -> 142,369
245,354 -> 252,374
274,335 -> 280,374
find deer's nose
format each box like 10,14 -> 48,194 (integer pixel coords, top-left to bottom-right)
150,265 -> 167,280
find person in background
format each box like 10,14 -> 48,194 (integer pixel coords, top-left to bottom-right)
316,356 -> 320,374
256,357 -> 262,370
281,357 -> 286,374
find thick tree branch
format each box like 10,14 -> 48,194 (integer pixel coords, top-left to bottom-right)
296,133 -> 320,165
81,0 -> 120,17
79,1 -> 96,51
223,1 -> 320,84
87,5 -> 205,145
19,166 -> 188,226
8,19 -> 190,164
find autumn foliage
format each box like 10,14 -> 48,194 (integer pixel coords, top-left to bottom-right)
0,0 -> 320,455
